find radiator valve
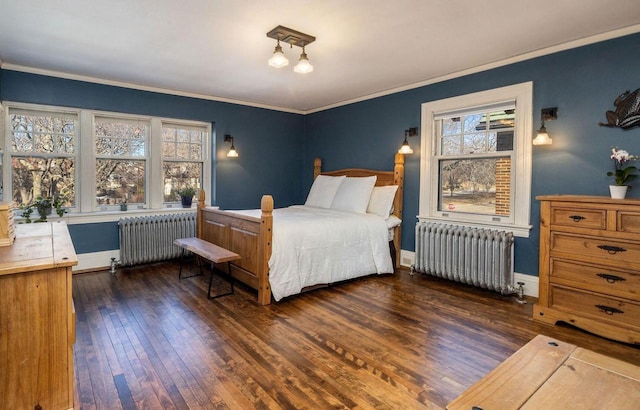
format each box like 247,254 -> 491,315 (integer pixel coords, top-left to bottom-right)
109,257 -> 120,275
515,281 -> 527,304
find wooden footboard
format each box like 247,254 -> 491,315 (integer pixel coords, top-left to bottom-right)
197,193 -> 273,305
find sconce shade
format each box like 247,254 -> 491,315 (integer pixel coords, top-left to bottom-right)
533,107 -> 557,146
398,127 -> 417,154
224,134 -> 239,157
398,138 -> 414,154
532,125 -> 553,145
268,40 -> 289,68
293,48 -> 313,74
227,146 -> 239,158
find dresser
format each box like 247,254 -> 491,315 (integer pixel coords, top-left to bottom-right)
534,195 -> 640,345
0,222 -> 77,409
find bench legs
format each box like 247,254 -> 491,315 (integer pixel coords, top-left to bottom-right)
178,248 -> 204,279
207,261 -> 235,299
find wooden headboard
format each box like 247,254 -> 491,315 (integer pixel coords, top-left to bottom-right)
312,153 -> 405,266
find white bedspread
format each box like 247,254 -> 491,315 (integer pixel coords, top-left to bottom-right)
229,205 -> 393,301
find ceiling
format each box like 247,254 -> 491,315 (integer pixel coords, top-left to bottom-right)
1,1 -> 640,114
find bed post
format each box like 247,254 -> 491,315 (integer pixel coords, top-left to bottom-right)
257,195 -> 274,305
197,189 -> 206,239
313,158 -> 322,179
393,153 -> 405,268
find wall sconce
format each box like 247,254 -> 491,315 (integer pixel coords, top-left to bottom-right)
267,25 -> 315,74
224,135 -> 238,158
532,107 -> 558,146
398,127 -> 418,154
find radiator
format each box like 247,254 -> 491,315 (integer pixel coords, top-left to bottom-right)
118,212 -> 196,266
414,222 -> 515,294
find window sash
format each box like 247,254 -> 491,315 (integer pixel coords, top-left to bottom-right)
418,82 -> 533,237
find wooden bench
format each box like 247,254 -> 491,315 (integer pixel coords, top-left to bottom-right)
174,237 -> 241,299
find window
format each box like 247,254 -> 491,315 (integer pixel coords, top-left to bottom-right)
95,116 -> 148,207
3,102 -> 211,220
7,107 -> 78,208
419,82 -> 533,237
162,123 -> 206,203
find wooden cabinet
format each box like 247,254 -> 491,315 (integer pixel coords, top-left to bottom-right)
534,195 -> 640,345
0,222 -> 77,409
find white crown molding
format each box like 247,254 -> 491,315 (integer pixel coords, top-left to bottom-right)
305,24 -> 640,114
2,24 -> 639,115
0,63 -> 306,115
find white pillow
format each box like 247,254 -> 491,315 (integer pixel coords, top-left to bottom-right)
305,175 -> 346,208
331,176 -> 377,214
367,185 -> 399,219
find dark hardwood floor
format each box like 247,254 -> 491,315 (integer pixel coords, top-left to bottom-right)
72,262 -> 640,409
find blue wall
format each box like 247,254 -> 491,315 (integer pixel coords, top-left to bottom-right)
304,32 -> 640,276
0,71 -> 306,251
2,32 -> 640,277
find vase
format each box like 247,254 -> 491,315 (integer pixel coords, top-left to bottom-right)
609,185 -> 628,199
181,195 -> 193,208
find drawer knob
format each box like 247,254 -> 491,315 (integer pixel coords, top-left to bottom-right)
597,244 -> 627,254
569,215 -> 586,222
596,273 -> 626,283
595,305 -> 624,315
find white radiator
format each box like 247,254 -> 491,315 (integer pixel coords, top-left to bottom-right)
118,213 -> 196,266
414,222 -> 515,294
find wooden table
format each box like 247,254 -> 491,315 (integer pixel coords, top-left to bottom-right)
174,237 -> 240,299
0,222 -> 77,409
447,334 -> 640,410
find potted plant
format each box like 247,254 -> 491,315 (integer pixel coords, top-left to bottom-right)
176,186 -> 197,208
607,147 -> 638,199
20,195 -> 68,223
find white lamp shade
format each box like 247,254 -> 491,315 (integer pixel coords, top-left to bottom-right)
294,56 -> 313,74
398,143 -> 414,154
268,48 -> 289,68
532,131 -> 552,145
227,148 -> 239,158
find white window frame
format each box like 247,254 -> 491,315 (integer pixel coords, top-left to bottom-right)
3,101 -> 212,223
419,82 -> 533,237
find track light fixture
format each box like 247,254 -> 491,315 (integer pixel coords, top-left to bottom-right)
267,25 -> 315,74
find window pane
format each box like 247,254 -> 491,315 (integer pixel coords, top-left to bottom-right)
441,117 -> 461,136
463,133 -> 486,154
12,157 -> 75,206
438,157 -> 511,216
162,162 -> 202,202
96,159 -> 145,205
162,127 -> 204,161
95,120 -> 147,157
441,135 -> 461,155
10,113 -> 76,154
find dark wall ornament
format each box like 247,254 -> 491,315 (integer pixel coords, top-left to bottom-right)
599,88 -> 640,130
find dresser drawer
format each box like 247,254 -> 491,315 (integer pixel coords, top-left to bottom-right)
618,211 -> 640,234
551,286 -> 640,329
550,207 -> 606,230
551,259 -> 640,299
550,232 -> 640,270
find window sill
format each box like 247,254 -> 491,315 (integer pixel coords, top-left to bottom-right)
15,206 -> 216,225
417,216 -> 532,238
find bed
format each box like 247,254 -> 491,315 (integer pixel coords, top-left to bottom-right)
196,153 -> 405,304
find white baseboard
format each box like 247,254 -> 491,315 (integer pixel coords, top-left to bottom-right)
75,250 -> 120,273
399,249 -> 538,297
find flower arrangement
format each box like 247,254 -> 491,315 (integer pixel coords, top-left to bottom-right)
607,147 -> 638,188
